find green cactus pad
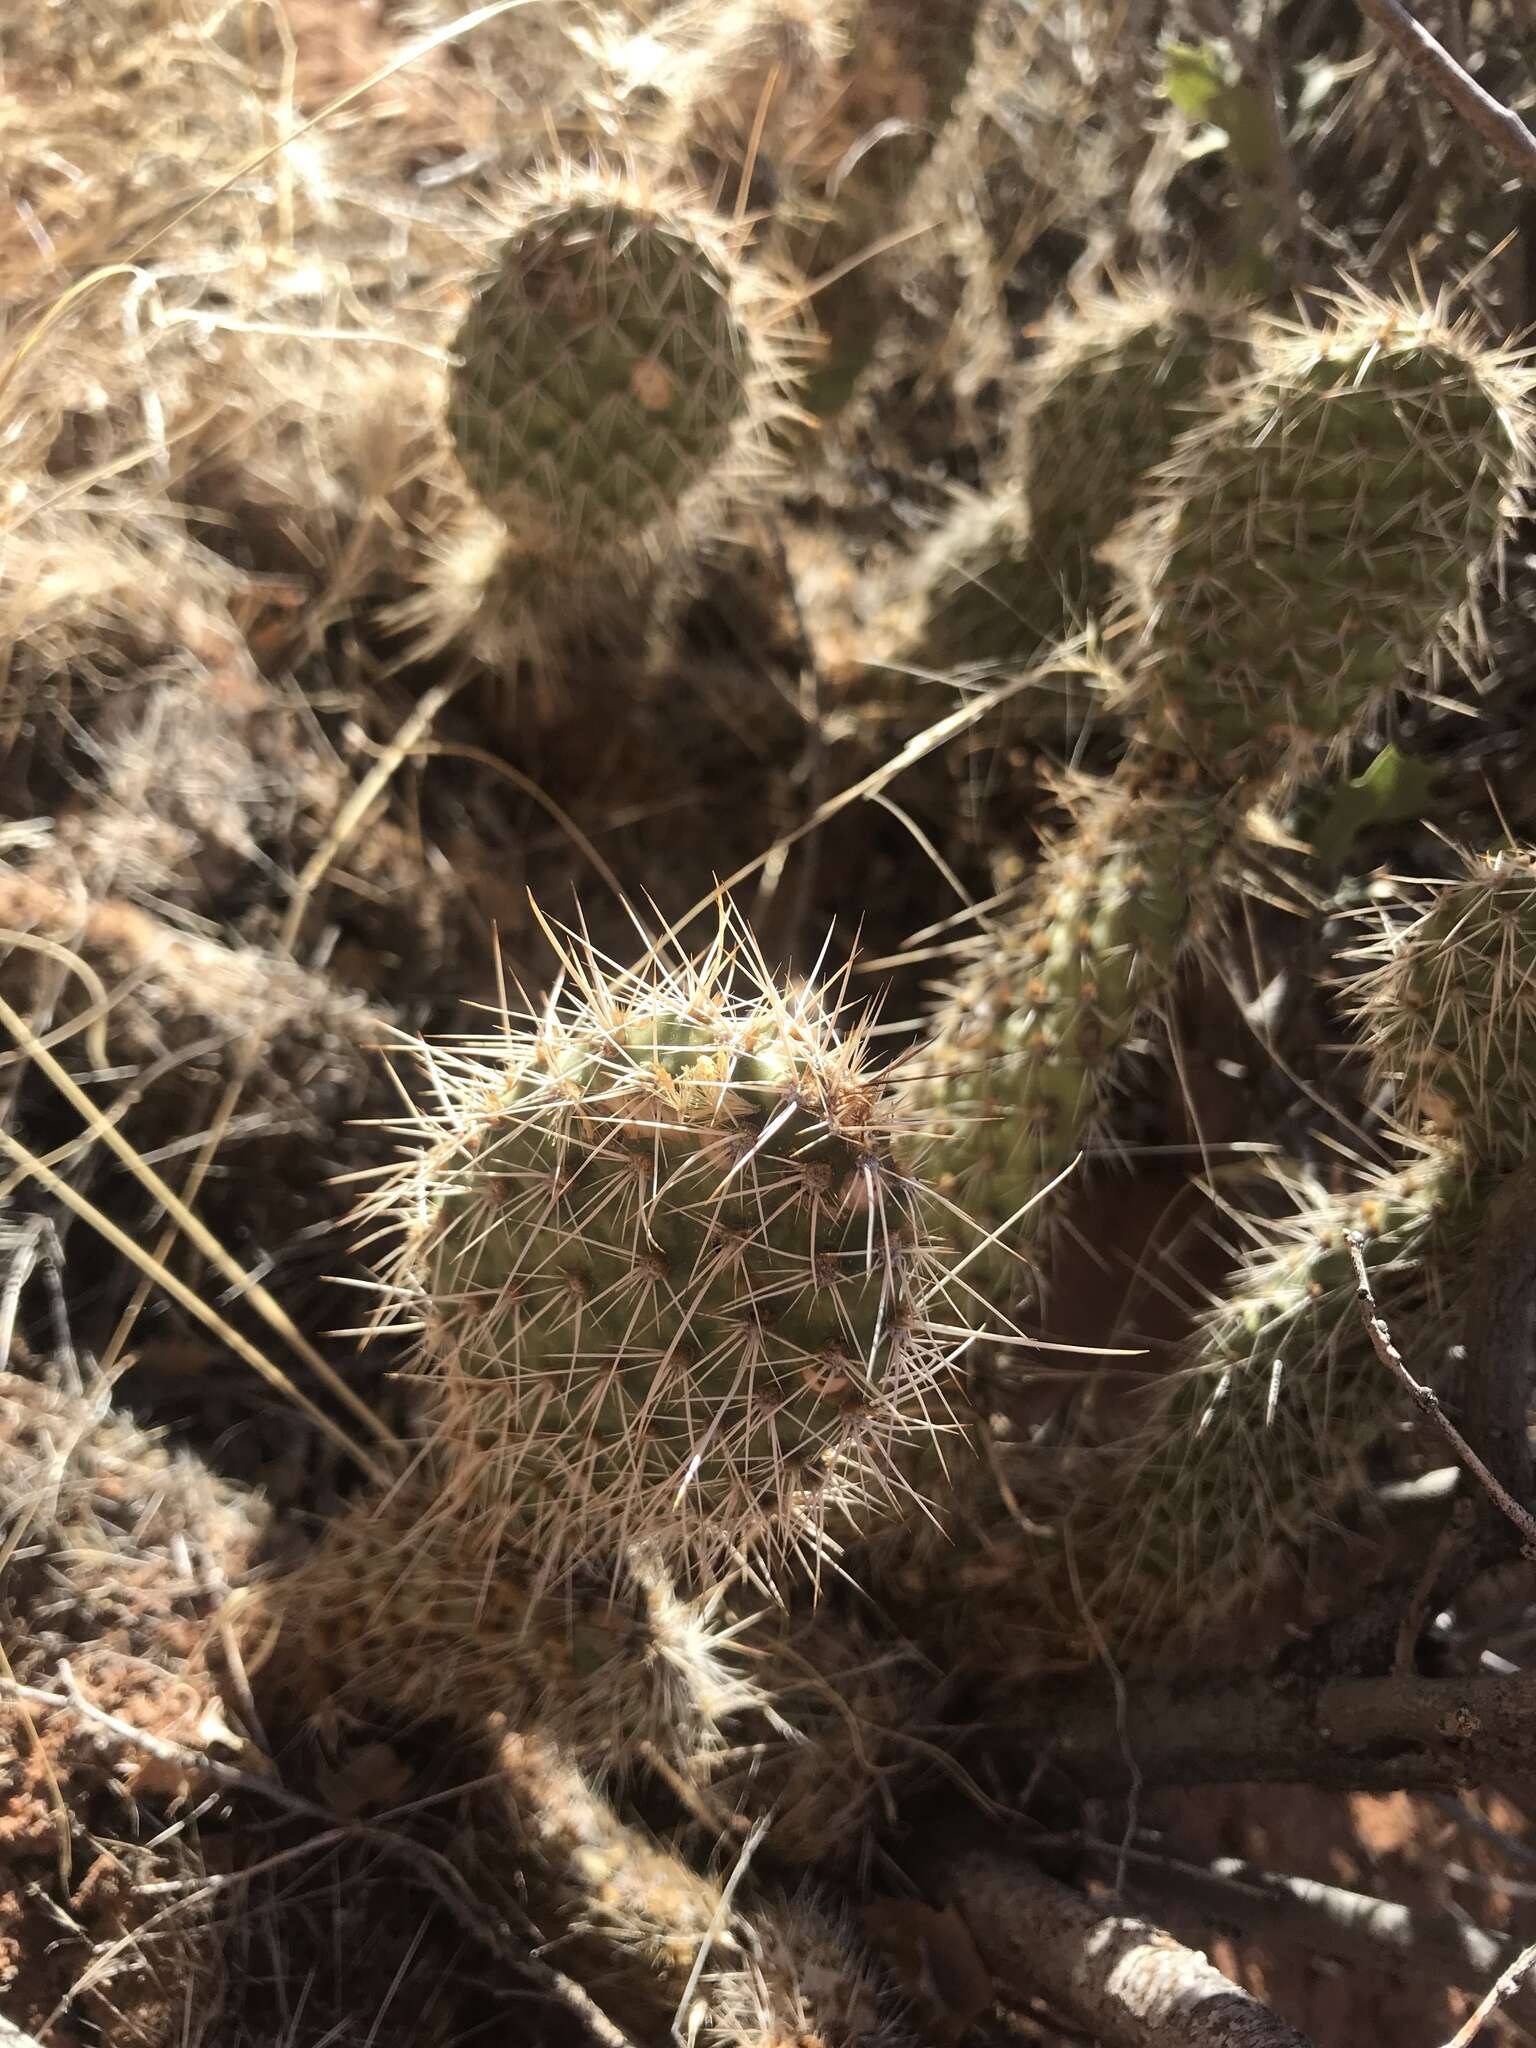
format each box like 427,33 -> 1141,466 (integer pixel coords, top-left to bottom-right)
900,1155 -> 1472,1680
898,286 -> 1251,705
365,917 -> 966,1583
1124,288 -> 1529,779
1020,285 -> 1252,625
899,488 -> 1046,674
448,169 -> 757,553
1065,1156 -> 1466,1654
903,783 -> 1223,1297
270,1495 -> 762,1772
1355,849 -> 1536,1176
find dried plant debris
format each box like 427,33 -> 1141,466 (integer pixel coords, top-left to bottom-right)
0,1364 -> 265,2044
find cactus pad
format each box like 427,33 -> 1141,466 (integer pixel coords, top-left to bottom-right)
903,784 -> 1223,1295
1065,1156 -> 1465,1653
1125,287 -> 1530,779
268,1495 -> 764,1773
448,168 -> 760,553
903,1156 -> 1471,1680
896,287 -> 1250,711
1355,848 -> 1536,1175
363,915 -> 966,1584
1017,284 -> 1252,631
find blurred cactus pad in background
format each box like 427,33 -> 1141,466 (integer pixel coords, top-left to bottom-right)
7,5 -> 1536,2048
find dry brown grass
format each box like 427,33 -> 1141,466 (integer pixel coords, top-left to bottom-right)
5,8 -> 1536,2048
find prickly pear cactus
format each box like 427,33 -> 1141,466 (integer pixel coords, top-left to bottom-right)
894,486 -> 1039,676
363,915 -> 965,1585
896,284 -> 1251,708
1019,285 -> 1252,628
900,294 -> 1529,1302
498,1733 -> 909,2048
890,1151 -> 1471,1685
904,783 -> 1224,1295
923,849 -> 1536,1674
264,1494 -> 765,1774
1353,848 -> 1536,1177
448,166 -> 764,554
1043,1155 -> 1466,1657
1125,287 -> 1530,780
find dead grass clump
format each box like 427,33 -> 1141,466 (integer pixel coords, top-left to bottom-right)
0,0 -> 589,651
0,1361 -> 266,2044
1,610 -> 286,918
0,867 -> 384,1096
0,509 -> 246,723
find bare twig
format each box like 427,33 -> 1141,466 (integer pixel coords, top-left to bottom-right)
1345,1233 -> 1536,1553
1086,1839 -> 1531,2005
975,1665 -> 1536,1797
1443,1939 -> 1536,2048
942,1847 -> 1315,2047
1354,0 -> 1536,180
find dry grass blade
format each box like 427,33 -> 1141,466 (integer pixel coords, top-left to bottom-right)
98,673 -> 470,1382
0,989 -> 396,1455
278,668 -> 470,954
1,1668 -> 642,2048
649,647 -> 1090,956
358,733 -> 629,914
0,1122 -> 388,1482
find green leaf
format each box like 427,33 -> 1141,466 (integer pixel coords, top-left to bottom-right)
1307,744 -> 1440,865
1162,38 -> 1272,177
1163,39 -> 1234,123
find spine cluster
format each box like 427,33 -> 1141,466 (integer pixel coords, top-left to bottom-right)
354,916 -> 967,1589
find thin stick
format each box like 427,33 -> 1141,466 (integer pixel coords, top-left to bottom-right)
280,668 -> 469,953
1082,1837 -> 1524,1998
1345,1233 -> 1536,1551
1354,0 -> 1536,180
0,1123 -> 389,1484
1442,1939 -> 1536,2048
942,1846 -> 1315,2048
0,991 -> 396,1455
